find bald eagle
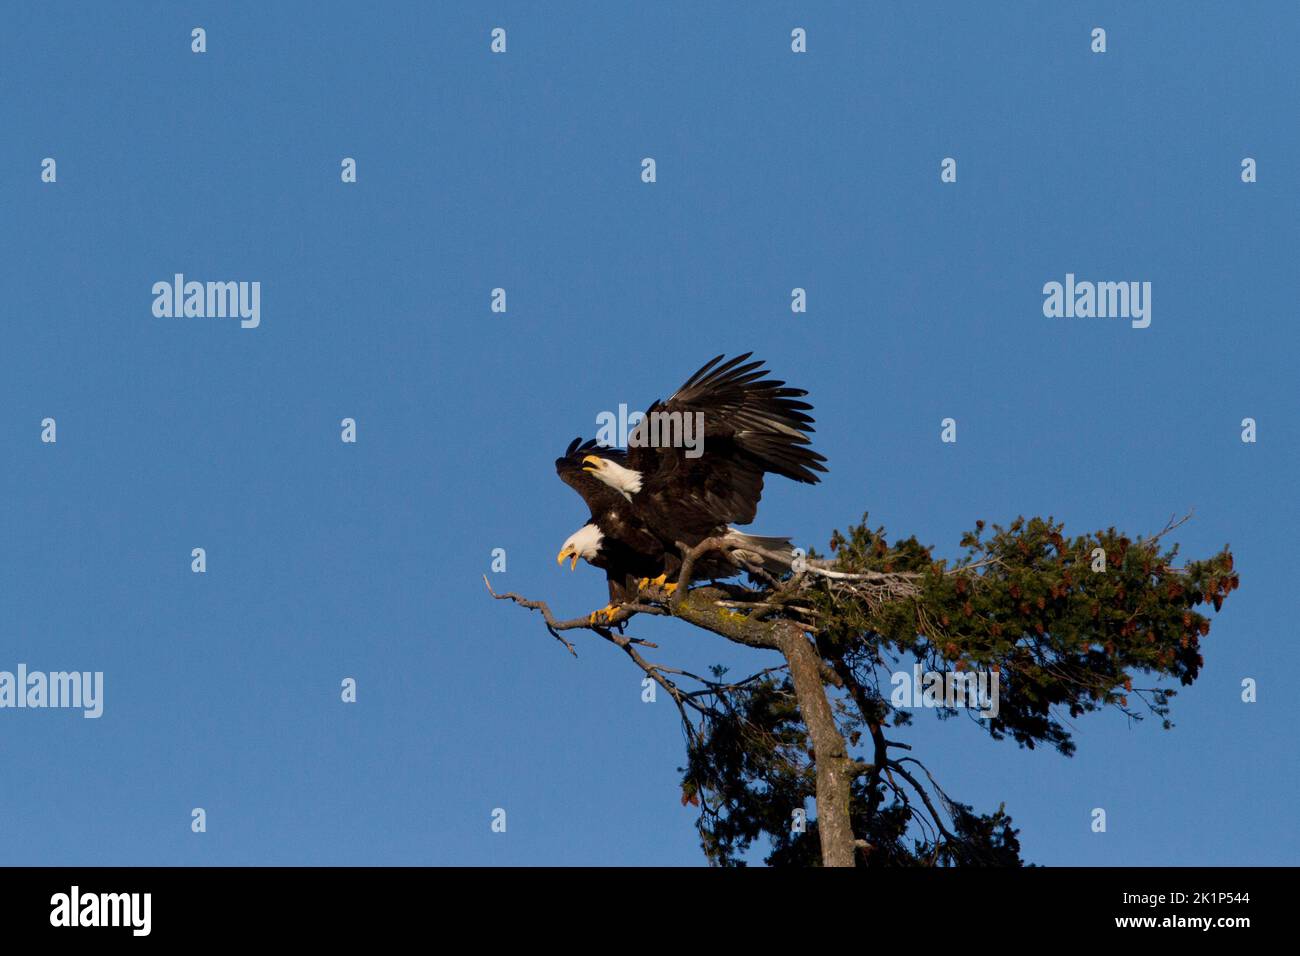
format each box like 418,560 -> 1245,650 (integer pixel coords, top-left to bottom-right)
556,353 -> 827,622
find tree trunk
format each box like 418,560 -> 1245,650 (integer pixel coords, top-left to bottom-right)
779,627 -> 856,867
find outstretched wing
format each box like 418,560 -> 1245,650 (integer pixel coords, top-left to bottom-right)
626,353 -> 828,528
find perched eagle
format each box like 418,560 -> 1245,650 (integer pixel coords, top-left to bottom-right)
555,353 -> 827,622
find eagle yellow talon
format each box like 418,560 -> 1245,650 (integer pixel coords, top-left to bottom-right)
589,604 -> 619,625
636,574 -> 676,597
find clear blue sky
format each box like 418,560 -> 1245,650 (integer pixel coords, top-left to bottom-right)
1,2 -> 1295,866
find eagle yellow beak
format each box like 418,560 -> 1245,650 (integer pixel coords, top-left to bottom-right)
581,455 -> 603,474
556,547 -> 579,571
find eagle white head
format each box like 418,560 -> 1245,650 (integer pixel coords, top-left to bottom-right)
580,454 -> 644,500
556,523 -> 604,570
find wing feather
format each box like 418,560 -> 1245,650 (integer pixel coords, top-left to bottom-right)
625,355 -> 828,529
